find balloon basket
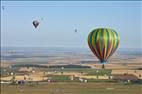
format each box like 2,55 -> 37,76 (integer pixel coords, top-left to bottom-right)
102,64 -> 105,69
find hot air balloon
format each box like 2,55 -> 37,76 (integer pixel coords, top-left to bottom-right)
2,6 -> 4,10
88,28 -> 120,68
75,29 -> 77,32
41,18 -> 43,20
33,20 -> 39,28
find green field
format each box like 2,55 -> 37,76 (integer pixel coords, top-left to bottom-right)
1,82 -> 142,94
45,68 -> 112,75
1,67 -> 112,77
1,67 -> 142,94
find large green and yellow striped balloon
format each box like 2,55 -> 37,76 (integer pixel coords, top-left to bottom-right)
88,28 -> 120,64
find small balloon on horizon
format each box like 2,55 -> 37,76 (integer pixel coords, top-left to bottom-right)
75,29 -> 77,32
2,6 -> 5,10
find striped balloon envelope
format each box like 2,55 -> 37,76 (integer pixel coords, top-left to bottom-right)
88,28 -> 120,65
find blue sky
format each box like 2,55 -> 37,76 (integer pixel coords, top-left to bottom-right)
1,1 -> 142,49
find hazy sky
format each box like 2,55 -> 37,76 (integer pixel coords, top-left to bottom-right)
1,1 -> 142,49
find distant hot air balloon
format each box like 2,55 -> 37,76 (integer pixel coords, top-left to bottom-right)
41,18 -> 43,20
88,28 -> 120,68
2,6 -> 4,10
33,20 -> 39,28
75,29 -> 77,32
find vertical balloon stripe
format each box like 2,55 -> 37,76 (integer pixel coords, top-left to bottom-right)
106,29 -> 109,59
111,30 -> 116,57
98,30 -> 102,57
93,29 -> 101,58
111,31 -> 116,50
109,29 -> 115,59
88,31 -> 100,59
95,29 -> 99,45
96,41 -> 102,60
98,30 -> 103,59
107,30 -> 120,59
102,29 -> 105,59
88,33 -> 95,56
91,31 -> 99,57
103,29 -> 107,59
113,31 -> 117,48
107,30 -> 116,59
97,29 -> 101,44
106,41 -> 112,59
91,31 -> 98,58
102,28 -> 105,60
100,29 -> 104,52
106,29 -> 113,59
114,31 -> 120,48
100,29 -> 104,59
92,30 -> 97,47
